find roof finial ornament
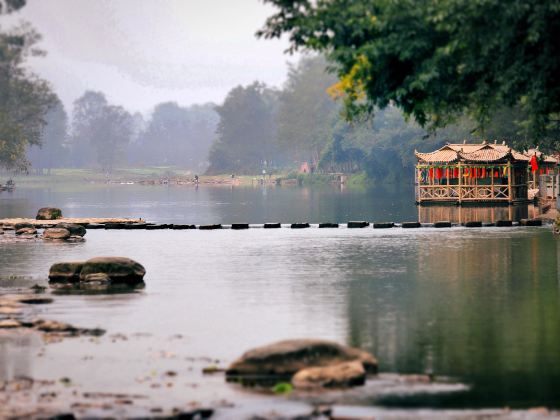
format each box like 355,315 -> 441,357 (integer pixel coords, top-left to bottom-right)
463,139 -> 466,144
483,140 -> 487,145
494,139 -> 497,144
502,141 -> 506,145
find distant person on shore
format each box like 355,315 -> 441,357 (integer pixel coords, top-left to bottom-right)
194,174 -> 199,185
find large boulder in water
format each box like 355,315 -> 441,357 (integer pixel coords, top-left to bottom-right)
48,262 -> 85,283
55,222 -> 86,237
43,228 -> 71,240
79,257 -> 145,286
226,339 -> 378,381
36,207 -> 62,220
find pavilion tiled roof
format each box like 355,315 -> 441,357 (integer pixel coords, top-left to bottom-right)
414,147 -> 459,163
416,142 -> 530,164
446,143 -> 486,153
458,148 -> 509,162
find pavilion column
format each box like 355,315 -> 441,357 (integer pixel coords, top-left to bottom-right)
491,165 -> 494,199
507,161 -> 513,202
458,161 -> 462,203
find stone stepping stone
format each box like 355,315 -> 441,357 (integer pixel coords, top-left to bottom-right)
319,223 -> 339,228
291,223 -> 310,229
401,222 -> 421,228
231,223 -> 250,230
263,223 -> 281,229
373,222 -> 394,229
347,221 -> 369,228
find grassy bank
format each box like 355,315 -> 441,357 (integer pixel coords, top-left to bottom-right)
2,167 -> 373,188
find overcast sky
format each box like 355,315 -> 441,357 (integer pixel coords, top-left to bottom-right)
8,0 -> 297,114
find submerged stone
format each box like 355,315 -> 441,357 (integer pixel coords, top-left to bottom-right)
292,360 -> 366,389
36,207 -> 62,220
520,219 -> 542,226
79,257 -> 146,286
347,221 -> 369,228
373,222 -> 394,229
85,223 -> 105,229
172,224 -> 196,230
231,223 -> 249,230
319,223 -> 339,228
226,339 -> 377,382
55,223 -> 86,236
291,223 -> 310,229
16,227 -> 37,235
496,220 -> 513,227
43,228 -> 71,240
199,224 -> 222,230
263,223 -> 281,229
0,319 -> 22,329
14,222 -> 34,231
123,223 -> 148,229
48,262 -> 85,283
402,222 -> 421,228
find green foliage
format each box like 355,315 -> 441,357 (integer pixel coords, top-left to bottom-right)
207,82 -> 280,174
276,55 -> 339,163
272,382 -> 293,394
259,0 -> 560,140
0,21 -> 55,171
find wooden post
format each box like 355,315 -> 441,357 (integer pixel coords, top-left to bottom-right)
491,165 -> 494,199
507,161 -> 513,202
458,161 -> 462,204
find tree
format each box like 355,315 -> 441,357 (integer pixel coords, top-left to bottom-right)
277,55 -> 339,164
131,103 -> 217,170
70,91 -> 132,171
0,15 -> 55,170
259,0 -> 560,140
207,82 -> 279,174
27,97 -> 68,173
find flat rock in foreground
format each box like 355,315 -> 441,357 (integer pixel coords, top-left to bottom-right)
226,339 -> 378,380
79,257 -> 146,286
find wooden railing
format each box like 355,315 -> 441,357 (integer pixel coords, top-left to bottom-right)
417,184 -> 527,202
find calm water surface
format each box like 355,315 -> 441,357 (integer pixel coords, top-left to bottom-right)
0,184 -> 558,413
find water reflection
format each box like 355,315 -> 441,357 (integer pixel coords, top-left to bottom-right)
417,204 -> 540,224
345,229 -> 560,407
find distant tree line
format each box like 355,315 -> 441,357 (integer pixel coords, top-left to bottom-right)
26,91 -> 218,174
22,55 -> 545,185
205,55 -> 537,184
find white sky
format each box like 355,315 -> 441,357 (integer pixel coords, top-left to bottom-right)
7,0 -> 297,114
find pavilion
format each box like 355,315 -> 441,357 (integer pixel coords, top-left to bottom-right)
415,141 -> 531,204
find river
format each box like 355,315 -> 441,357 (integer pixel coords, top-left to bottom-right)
0,183 -> 558,417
